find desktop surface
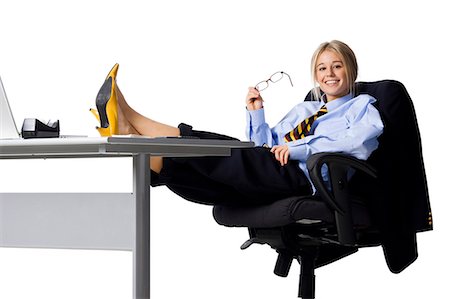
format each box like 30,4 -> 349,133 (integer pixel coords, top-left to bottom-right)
0,136 -> 254,159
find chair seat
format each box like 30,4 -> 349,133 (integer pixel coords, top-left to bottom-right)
213,196 -> 372,229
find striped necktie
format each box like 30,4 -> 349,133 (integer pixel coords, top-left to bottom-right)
284,104 -> 328,142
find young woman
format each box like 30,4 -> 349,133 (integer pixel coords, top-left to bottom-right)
90,40 -> 383,205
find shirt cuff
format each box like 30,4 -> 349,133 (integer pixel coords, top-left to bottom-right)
287,140 -> 308,161
247,108 -> 266,127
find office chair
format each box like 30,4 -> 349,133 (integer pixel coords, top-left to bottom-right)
213,80 -> 432,298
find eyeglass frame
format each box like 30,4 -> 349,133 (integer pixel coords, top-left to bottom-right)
254,71 -> 294,92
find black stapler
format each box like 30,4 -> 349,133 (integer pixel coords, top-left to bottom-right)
21,118 -> 60,139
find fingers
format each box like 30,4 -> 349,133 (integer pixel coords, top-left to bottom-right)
246,87 -> 260,103
270,145 -> 290,166
246,87 -> 264,110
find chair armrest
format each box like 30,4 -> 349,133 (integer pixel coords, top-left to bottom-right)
307,153 -> 377,214
306,152 -> 377,245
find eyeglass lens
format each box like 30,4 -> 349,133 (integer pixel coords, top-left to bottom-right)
255,81 -> 268,91
270,72 -> 284,82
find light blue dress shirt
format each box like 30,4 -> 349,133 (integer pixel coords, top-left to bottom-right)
246,93 -> 384,187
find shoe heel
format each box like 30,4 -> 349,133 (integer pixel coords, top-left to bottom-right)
89,108 -> 100,122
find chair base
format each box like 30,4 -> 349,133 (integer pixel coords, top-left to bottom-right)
243,226 -> 362,298
298,248 -> 317,299
274,248 -> 317,298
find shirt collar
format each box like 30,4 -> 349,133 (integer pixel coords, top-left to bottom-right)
322,93 -> 353,110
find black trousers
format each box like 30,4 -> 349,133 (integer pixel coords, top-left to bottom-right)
150,123 -> 312,206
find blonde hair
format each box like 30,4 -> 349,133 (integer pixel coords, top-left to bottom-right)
310,40 -> 358,101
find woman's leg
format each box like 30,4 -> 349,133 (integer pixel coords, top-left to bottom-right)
116,86 -> 180,138
152,147 -> 313,205
115,86 -> 180,173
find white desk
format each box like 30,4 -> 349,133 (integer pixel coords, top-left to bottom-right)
0,136 -> 253,299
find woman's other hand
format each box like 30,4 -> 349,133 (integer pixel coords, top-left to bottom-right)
246,87 -> 264,111
271,145 -> 290,166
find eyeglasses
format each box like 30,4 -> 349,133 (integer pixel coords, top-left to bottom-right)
255,71 -> 293,92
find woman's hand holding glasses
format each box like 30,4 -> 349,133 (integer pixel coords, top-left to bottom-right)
246,87 -> 264,111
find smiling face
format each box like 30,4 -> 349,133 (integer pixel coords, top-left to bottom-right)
314,50 -> 350,102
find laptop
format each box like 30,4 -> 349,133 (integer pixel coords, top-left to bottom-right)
0,76 -> 21,139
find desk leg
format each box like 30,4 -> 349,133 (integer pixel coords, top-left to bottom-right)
133,154 -> 150,299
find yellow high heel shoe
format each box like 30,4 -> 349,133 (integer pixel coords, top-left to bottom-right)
91,63 -> 119,136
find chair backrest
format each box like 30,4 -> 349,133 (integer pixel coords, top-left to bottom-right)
306,80 -> 432,272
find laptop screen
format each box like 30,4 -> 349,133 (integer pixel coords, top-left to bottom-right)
0,76 -> 20,139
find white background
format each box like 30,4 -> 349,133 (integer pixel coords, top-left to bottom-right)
0,0 -> 448,298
